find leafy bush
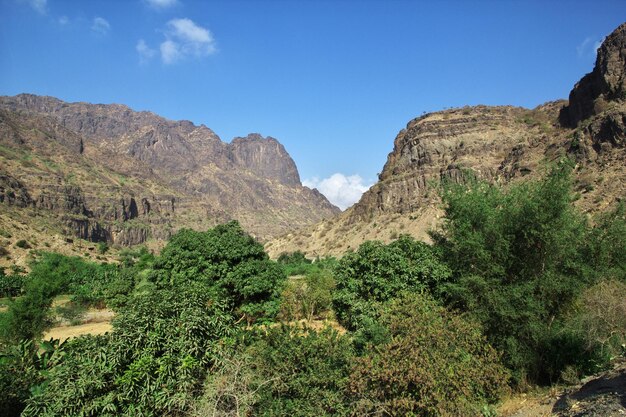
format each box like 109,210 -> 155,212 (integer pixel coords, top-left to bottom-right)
0,283 -> 56,343
0,339 -> 66,417
569,279 -> 626,360
23,284 -> 236,417
279,269 -> 335,321
586,203 -> 626,281
14,240 -> 30,249
0,268 -> 25,297
247,325 -> 354,416
97,241 -> 109,255
154,222 -> 286,323
431,163 -> 618,383
332,235 -> 451,330
349,293 -> 509,416
0,253 -> 132,343
54,302 -> 87,326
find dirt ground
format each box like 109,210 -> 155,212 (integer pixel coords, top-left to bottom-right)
499,359 -> 626,417
43,308 -> 114,342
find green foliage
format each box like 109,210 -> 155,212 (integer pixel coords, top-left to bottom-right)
154,221 -> 286,323
586,203 -> 626,281
277,251 -> 320,276
0,338 -> 66,417
15,239 -> 30,249
97,241 -> 109,255
0,268 -> 25,297
55,302 -> 87,326
431,163 -> 621,384
0,253 -> 132,343
23,284 -> 236,417
279,269 -> 336,321
332,235 -> 451,330
567,279 -> 626,361
248,325 -> 354,416
118,245 -> 155,269
0,283 -> 55,343
349,293 -> 509,416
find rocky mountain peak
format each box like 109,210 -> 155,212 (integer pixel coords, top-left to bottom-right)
561,22 -> 626,127
229,133 -> 301,186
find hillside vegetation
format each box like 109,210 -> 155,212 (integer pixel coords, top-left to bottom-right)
1,162 -> 624,416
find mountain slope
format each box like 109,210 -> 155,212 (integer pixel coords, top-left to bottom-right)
0,95 -> 339,267
266,22 -> 626,258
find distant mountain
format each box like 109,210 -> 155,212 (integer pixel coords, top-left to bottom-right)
0,95 -> 339,265
266,22 -> 626,258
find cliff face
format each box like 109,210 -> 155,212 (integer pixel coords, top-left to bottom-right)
0,96 -> 339,257
230,134 -> 301,187
561,23 -> 626,128
266,23 -> 626,258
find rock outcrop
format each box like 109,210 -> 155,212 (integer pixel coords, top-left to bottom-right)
561,22 -> 626,128
229,134 -> 301,186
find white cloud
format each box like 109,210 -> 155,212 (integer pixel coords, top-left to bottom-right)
577,36 -> 604,58
91,17 -> 110,35
303,173 -> 373,211
23,0 -> 46,14
137,39 -> 157,62
58,15 -> 69,25
160,40 -> 181,64
145,0 -> 178,9
159,18 -> 217,64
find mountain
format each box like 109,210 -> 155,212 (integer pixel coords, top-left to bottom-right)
0,95 -> 339,266
266,22 -> 626,258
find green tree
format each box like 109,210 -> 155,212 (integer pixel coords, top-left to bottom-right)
332,235 -> 451,330
431,163 -> 605,383
154,221 -> 286,323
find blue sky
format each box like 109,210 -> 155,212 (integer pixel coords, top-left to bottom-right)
1,0 -> 624,209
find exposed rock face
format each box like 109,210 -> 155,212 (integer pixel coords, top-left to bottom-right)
348,106 -> 551,223
266,24 -> 626,258
230,134 -> 301,186
561,23 -> 626,127
0,96 -> 339,247
0,174 -> 32,207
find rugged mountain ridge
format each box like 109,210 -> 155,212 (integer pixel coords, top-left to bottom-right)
0,96 -> 339,266
266,22 -> 626,258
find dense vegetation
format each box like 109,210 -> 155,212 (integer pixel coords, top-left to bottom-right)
432,163 -> 625,384
0,165 -> 624,416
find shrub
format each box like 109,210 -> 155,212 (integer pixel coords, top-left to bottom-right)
0,339 -> 66,417
279,269 -> 335,321
431,162 -> 622,383
247,325 -> 354,416
332,235 -> 451,330
97,241 -> 109,255
15,240 -> 30,249
154,222 -> 286,323
569,279 -> 626,360
23,284 -> 236,417
0,269 -> 24,297
54,302 -> 87,326
349,293 -> 509,416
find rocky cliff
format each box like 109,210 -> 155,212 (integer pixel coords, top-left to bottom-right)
0,96 -> 339,265
266,23 -> 626,258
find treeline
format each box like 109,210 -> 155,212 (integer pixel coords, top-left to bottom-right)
0,162 -> 624,416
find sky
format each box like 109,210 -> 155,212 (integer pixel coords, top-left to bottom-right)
0,0 -> 624,210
